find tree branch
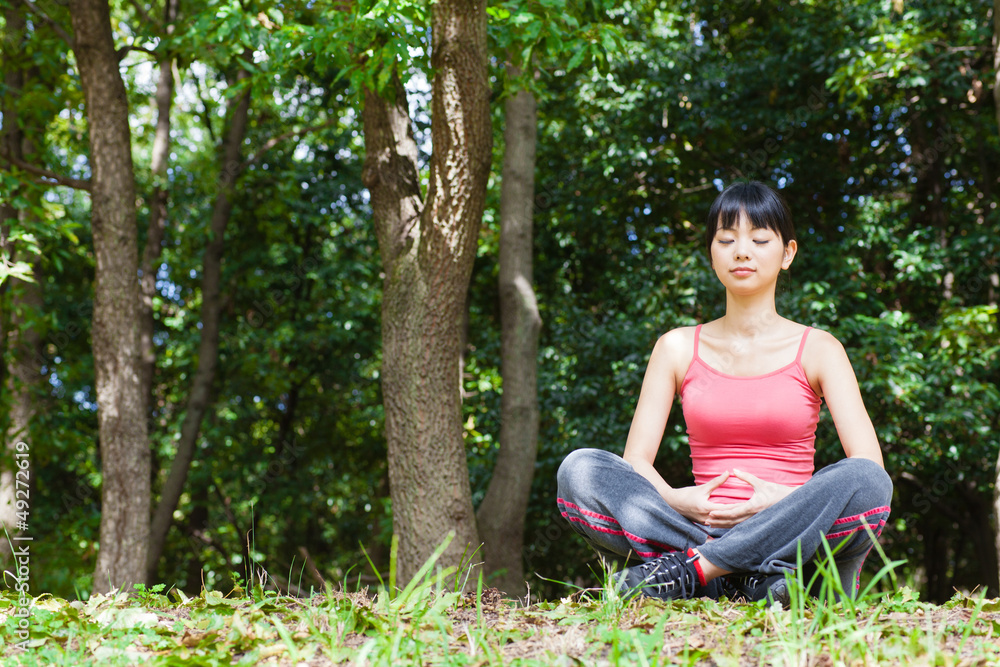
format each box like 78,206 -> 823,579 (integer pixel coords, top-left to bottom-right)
192,67 -> 219,145
117,44 -> 159,62
240,118 -> 340,170
0,150 -> 91,191
18,0 -> 74,46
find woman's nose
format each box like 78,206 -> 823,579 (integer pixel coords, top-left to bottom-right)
734,239 -> 751,259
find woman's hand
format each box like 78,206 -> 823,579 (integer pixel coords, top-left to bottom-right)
663,471 -> 734,524
705,469 -> 797,528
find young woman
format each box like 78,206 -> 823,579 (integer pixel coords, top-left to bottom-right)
556,181 -> 893,602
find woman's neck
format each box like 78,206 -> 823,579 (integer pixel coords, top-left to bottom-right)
721,291 -> 781,337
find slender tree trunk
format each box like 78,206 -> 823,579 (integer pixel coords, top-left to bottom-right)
988,1 -> 1000,309
361,0 -> 491,584
0,7 -> 25,556
139,0 -> 179,421
70,0 -> 150,592
962,486 -> 1000,595
182,484 -> 209,593
146,66 -> 251,583
1,274 -> 42,562
991,2 -> 1000,309
476,71 -> 541,597
992,0 -> 1000,591
1,10 -> 43,562
0,203 -> 43,567
993,0 -> 1000,134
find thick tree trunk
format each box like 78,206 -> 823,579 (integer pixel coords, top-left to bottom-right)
476,75 -> 541,597
361,0 -> 491,585
146,66 -> 251,583
70,0 -> 150,592
139,0 -> 179,421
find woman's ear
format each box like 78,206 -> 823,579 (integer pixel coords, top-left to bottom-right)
781,239 -> 797,269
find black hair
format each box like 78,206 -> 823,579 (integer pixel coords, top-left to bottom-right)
704,180 -> 796,255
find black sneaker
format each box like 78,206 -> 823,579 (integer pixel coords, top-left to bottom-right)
614,549 -> 703,600
723,572 -> 791,607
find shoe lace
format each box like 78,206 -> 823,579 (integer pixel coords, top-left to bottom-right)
634,553 -> 698,597
724,572 -> 777,602
735,572 -> 768,588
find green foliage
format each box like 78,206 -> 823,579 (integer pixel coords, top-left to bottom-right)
1,0 -> 997,608
488,0 -> 627,82
485,0 -> 1000,601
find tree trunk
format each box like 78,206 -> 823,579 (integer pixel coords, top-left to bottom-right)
146,65 -> 251,583
70,0 -> 150,592
961,485 -> 1000,595
1,10 -> 43,562
476,72 -> 541,597
361,0 -> 492,585
993,0 -> 1000,135
0,6 -> 25,558
139,0 -> 179,422
991,1 -> 1000,311
1,274 -> 42,562
992,0 -> 1000,592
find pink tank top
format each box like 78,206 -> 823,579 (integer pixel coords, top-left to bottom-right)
679,325 -> 821,504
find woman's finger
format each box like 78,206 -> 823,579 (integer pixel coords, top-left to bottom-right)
708,505 -> 752,522
702,470 -> 731,492
731,468 -> 763,487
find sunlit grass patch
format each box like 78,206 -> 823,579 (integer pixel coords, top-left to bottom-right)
3,584 -> 1000,665
3,535 -> 1000,666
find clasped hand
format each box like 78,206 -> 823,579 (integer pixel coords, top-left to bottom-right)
665,469 -> 795,528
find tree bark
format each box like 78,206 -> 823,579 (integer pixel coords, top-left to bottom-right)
70,0 -> 150,592
0,7 -> 25,554
1,275 -> 42,562
146,65 -> 251,583
138,0 -> 179,423
993,0 -> 1000,135
476,72 -> 541,597
1,9 -> 43,563
992,0 -> 1000,592
989,2 -> 1000,309
361,0 -> 492,585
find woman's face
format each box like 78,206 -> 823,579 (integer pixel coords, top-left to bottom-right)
710,213 -> 796,294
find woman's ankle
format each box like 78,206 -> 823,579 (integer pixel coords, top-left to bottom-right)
691,548 -> 730,582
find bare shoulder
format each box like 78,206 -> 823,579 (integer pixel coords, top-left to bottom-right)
802,327 -> 854,395
656,326 -> 696,352
805,327 -> 847,355
652,326 -> 698,385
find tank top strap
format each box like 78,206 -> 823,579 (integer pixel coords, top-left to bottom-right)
795,326 -> 814,364
693,324 -> 703,360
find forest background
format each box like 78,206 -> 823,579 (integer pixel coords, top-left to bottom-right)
0,0 -> 998,607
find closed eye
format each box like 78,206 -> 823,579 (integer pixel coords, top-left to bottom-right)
753,240 -> 770,245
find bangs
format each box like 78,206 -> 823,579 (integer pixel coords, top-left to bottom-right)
705,181 -> 795,253
715,203 -> 783,238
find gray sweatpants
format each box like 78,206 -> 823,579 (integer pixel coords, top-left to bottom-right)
556,449 -> 893,596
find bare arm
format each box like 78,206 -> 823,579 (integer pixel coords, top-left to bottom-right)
811,331 -> 885,467
622,332 -> 679,497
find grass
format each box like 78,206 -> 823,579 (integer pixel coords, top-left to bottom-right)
4,580 -> 1000,666
3,537 -> 1000,666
